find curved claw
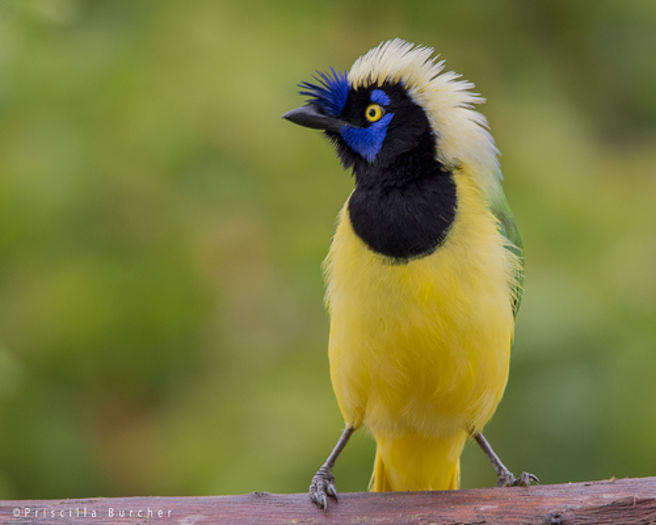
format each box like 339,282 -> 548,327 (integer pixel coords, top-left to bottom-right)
516,471 -> 540,486
309,466 -> 338,512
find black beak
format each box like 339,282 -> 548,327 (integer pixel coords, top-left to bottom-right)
282,105 -> 346,133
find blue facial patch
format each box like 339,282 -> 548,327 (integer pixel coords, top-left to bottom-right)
340,112 -> 394,163
298,68 -> 349,117
370,89 -> 390,106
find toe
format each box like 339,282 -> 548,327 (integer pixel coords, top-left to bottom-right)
517,472 -> 540,486
496,471 -> 515,487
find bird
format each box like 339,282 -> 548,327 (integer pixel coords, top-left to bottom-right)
283,39 -> 537,511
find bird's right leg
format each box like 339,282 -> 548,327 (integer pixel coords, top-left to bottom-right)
309,425 -> 354,512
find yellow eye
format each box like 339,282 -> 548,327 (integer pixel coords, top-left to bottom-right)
365,103 -> 384,122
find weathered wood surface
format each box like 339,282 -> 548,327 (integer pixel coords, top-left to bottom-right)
1,477 -> 655,525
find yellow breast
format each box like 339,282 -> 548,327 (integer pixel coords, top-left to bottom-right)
323,169 -> 518,439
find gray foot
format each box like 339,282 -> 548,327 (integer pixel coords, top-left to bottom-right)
309,465 -> 338,512
497,469 -> 540,487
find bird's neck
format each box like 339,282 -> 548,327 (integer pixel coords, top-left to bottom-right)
347,137 -> 457,262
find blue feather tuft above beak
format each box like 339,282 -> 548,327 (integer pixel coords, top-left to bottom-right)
298,68 -> 349,117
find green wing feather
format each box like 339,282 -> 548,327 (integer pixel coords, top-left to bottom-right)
487,174 -> 524,318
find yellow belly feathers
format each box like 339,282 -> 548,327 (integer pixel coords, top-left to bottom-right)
323,168 -> 518,490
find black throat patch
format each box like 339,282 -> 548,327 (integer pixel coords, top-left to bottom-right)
347,130 -> 457,262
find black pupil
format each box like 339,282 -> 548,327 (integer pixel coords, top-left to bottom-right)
369,107 -> 376,117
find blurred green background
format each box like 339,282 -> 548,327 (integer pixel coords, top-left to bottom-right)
1,0 -> 655,499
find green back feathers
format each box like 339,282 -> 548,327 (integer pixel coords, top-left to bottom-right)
487,173 -> 524,317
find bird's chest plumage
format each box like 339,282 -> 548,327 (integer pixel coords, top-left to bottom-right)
347,167 -> 457,261
324,172 -> 516,438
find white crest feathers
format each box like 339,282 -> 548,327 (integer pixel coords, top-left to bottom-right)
348,39 -> 502,196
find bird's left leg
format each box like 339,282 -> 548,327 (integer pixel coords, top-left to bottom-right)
473,431 -> 539,487
309,425 -> 354,512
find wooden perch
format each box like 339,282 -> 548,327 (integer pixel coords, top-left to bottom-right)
1,477 -> 655,525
